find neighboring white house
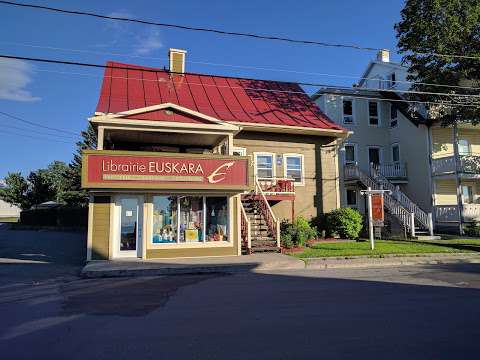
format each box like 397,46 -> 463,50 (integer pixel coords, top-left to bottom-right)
0,180 -> 21,219
313,49 -> 480,235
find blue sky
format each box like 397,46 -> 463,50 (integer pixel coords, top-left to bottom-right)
0,0 -> 405,179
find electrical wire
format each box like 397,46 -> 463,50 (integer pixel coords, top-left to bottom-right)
0,121 -> 79,139
0,111 -> 79,136
2,40 -> 479,91
1,1 -> 479,60
0,129 -> 75,144
1,54 -> 479,102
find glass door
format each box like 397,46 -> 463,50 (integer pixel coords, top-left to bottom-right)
116,195 -> 143,258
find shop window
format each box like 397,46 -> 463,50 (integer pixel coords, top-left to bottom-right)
152,196 -> 229,244
368,101 -> 379,126
256,154 -> 274,178
284,154 -> 304,184
206,197 -> 228,242
346,189 -> 357,206
179,196 -> 204,242
152,196 -> 178,244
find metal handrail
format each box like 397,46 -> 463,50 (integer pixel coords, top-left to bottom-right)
239,201 -> 252,252
255,179 -> 281,247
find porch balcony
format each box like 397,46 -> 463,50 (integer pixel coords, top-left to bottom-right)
344,162 -> 408,181
432,154 -> 480,176
435,204 -> 480,223
250,177 -> 295,201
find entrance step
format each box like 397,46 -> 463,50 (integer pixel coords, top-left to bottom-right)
413,235 -> 442,241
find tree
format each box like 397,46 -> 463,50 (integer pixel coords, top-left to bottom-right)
60,123 -> 97,206
0,172 -> 30,210
395,0 -> 480,125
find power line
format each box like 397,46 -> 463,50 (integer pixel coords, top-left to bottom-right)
0,111 -> 79,136
0,121 -> 78,140
2,40 -> 480,91
1,54 -> 479,103
1,0 -> 479,61
0,129 -> 74,144
0,57 -> 477,109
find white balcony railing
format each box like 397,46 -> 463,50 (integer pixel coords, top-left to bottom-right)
372,163 -> 408,179
435,204 -> 480,223
344,163 -> 407,180
255,177 -> 295,196
432,154 -> 480,175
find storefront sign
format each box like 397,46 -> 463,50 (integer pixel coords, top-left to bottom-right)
82,150 -> 251,190
371,194 -> 384,227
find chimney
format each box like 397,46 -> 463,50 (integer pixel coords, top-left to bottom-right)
376,49 -> 390,63
169,48 -> 187,74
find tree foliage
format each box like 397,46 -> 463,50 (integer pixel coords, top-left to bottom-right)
395,0 -> 480,125
0,123 -> 97,209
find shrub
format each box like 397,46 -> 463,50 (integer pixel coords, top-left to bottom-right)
464,222 -> 480,237
325,208 -> 363,239
280,216 -> 317,248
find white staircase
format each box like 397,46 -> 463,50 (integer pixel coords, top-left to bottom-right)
345,164 -> 434,237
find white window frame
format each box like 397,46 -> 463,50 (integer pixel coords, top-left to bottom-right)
254,152 -> 276,180
342,97 -> 355,125
343,143 -> 358,165
461,185 -> 474,204
283,153 -> 305,186
391,143 -> 401,163
368,100 -> 381,127
458,139 -> 471,156
345,188 -> 358,207
367,146 -> 383,165
232,146 -> 246,156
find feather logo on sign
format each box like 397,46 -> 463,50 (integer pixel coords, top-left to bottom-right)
207,162 -> 235,184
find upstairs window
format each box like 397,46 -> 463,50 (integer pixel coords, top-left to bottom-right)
392,144 -> 400,163
255,154 -> 274,179
390,105 -> 398,128
389,73 -> 396,88
344,144 -> 356,164
458,139 -> 471,155
284,154 -> 304,185
343,99 -> 354,124
462,185 -> 474,204
368,101 -> 379,126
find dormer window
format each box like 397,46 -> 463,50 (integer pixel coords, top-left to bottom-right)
388,73 -> 396,88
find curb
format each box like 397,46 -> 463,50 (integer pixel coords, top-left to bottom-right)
303,253 -> 480,269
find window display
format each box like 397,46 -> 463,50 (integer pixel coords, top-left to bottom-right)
179,196 -> 204,242
206,197 -> 228,242
151,195 -> 229,244
152,196 -> 177,243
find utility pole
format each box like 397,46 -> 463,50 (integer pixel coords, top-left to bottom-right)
453,121 -> 464,235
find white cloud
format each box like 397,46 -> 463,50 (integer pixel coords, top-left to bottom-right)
134,29 -> 163,55
0,59 -> 40,102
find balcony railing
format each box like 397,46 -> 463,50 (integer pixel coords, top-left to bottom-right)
435,204 -> 480,222
344,162 -> 407,181
255,177 -> 295,196
432,154 -> 480,175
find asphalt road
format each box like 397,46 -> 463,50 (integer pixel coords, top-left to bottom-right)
1,224 -> 480,359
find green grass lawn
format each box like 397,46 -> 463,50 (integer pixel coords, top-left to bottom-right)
292,239 -> 480,258
0,217 -> 19,223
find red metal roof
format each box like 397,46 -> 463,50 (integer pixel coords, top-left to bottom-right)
96,61 -> 345,132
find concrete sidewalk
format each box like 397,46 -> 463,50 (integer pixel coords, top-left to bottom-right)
81,252 -> 480,278
81,253 -> 305,278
